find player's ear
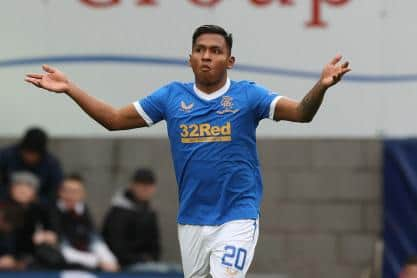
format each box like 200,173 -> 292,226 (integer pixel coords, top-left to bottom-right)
227,56 -> 235,69
188,54 -> 192,67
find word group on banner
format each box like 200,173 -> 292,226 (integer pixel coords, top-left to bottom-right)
79,0 -> 350,28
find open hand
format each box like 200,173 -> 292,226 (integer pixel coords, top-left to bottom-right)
320,54 -> 351,88
25,65 -> 70,93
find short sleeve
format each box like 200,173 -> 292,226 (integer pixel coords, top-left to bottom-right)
247,82 -> 282,121
133,85 -> 170,126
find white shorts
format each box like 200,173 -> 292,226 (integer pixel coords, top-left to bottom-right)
178,218 -> 259,278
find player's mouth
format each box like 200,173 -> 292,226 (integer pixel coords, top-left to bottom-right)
200,65 -> 211,72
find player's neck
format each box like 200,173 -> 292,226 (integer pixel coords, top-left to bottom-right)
194,78 -> 230,101
195,76 -> 228,94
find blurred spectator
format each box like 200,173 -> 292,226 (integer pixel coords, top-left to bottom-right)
7,172 -> 51,263
0,202 -> 24,270
0,127 -> 63,203
102,168 -> 160,269
49,174 -> 119,272
400,256 -> 417,278
5,171 -> 65,270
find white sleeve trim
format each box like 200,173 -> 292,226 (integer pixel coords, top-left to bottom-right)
269,96 -> 283,120
133,101 -> 153,126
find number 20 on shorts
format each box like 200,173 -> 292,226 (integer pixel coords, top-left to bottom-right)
221,245 -> 247,270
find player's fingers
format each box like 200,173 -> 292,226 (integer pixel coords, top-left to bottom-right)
334,69 -> 351,82
42,64 -> 55,73
333,70 -> 345,81
341,61 -> 349,68
330,54 -> 342,65
341,68 -> 351,75
26,73 -> 43,79
24,77 -> 37,83
24,77 -> 42,87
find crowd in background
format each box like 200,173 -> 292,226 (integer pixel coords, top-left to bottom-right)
4,128 -> 417,278
0,127 -> 160,272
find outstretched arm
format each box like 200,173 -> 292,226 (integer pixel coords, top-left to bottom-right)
274,54 -> 351,122
25,65 -> 147,130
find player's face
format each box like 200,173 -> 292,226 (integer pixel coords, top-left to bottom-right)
189,33 -> 235,89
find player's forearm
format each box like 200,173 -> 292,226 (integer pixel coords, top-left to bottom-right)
296,81 -> 328,122
65,82 -> 120,130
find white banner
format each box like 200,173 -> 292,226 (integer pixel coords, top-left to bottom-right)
1,0 -> 416,137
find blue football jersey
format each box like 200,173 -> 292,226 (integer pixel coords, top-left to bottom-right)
135,79 -> 280,225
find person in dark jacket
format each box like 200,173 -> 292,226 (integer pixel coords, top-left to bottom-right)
49,174 -> 119,272
0,171 -> 58,270
0,127 -> 63,203
8,172 -> 48,257
6,171 -> 57,269
102,168 -> 160,268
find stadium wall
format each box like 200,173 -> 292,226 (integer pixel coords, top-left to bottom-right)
0,138 -> 381,278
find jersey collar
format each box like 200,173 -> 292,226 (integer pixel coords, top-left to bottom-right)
193,78 -> 231,101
